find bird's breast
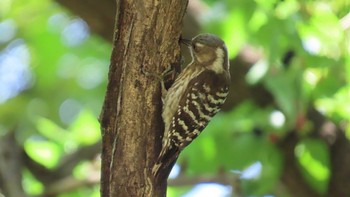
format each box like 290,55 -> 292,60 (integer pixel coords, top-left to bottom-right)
161,66 -> 203,131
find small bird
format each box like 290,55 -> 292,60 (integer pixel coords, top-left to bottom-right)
152,33 -> 231,179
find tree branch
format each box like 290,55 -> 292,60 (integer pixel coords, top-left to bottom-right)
0,131 -> 26,197
39,174 -> 99,197
24,142 -> 101,185
279,132 -> 321,197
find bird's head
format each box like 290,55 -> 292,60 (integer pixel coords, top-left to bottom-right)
182,33 -> 229,73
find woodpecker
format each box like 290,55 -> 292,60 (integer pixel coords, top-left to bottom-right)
152,33 -> 231,178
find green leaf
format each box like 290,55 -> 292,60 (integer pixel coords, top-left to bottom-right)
22,170 -> 44,195
24,139 -> 62,168
167,186 -> 191,197
36,117 -> 69,144
69,110 -> 100,145
295,138 -> 330,194
242,144 -> 282,195
264,71 -> 298,125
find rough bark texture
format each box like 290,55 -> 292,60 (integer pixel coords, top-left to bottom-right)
99,0 -> 188,196
55,0 -> 200,42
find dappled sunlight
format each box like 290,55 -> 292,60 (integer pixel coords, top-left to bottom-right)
0,39 -> 31,103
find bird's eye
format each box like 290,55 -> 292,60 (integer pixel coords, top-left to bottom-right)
192,43 -> 197,50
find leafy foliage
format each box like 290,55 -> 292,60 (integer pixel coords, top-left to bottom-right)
0,0 -> 349,196
1,0 -> 107,195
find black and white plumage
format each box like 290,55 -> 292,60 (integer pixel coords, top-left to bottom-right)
153,33 -> 231,178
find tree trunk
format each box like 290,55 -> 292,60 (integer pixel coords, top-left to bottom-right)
99,0 -> 188,196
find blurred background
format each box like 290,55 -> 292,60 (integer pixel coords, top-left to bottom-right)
0,0 -> 349,196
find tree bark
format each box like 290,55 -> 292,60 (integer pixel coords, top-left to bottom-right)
99,0 -> 188,196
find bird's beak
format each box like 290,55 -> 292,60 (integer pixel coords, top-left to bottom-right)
180,37 -> 192,46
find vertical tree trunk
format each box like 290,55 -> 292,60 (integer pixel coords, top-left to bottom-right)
99,0 -> 188,196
